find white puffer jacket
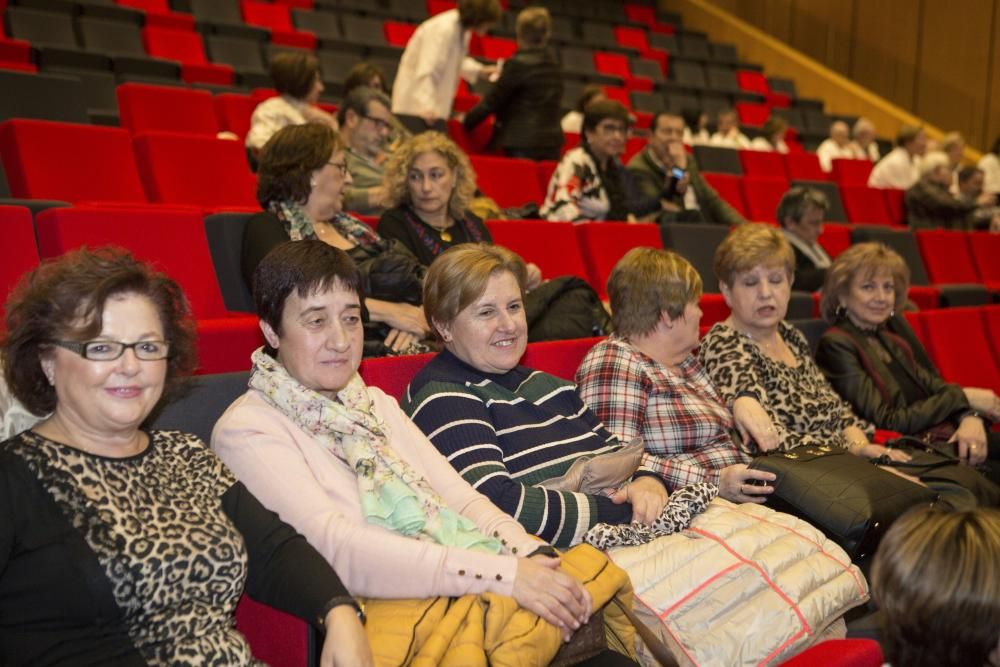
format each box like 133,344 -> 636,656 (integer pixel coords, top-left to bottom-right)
609,498 -> 868,666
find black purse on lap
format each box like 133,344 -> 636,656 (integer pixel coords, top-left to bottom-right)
748,444 -> 937,563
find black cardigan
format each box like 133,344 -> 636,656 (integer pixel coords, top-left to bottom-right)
815,315 -> 972,436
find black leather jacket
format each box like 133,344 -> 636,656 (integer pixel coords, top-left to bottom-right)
462,47 -> 564,154
815,315 -> 971,435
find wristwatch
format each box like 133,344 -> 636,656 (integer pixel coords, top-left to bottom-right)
318,595 -> 366,628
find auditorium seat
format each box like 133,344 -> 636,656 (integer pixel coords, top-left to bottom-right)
850,225 -> 938,308
117,83 -> 220,135
881,187 -> 906,225
778,639 -> 882,667
575,222 -> 662,299
133,131 -> 258,209
830,158 -> 873,187
519,336 -> 604,382
116,0 -> 196,30
968,232 -> 1000,288
736,69 -> 768,95
693,145 -> 742,175
35,206 -> 262,374
741,176 -> 788,223
793,180 -> 846,221
915,229 -> 979,284
241,0 -> 317,49
783,152 -> 827,182
485,220 -> 588,281
921,307 -> 1000,392
537,160 -> 558,195
735,101 -> 769,127
77,16 -> 182,81
447,118 -> 494,156
0,205 -> 39,309
660,222 -> 730,292
982,306 -> 1000,369
214,92 -> 257,140
700,173 -> 747,216
817,223 -> 851,259
383,21 -> 418,48
205,35 -> 270,88
234,596 -> 314,667
0,69 -> 91,125
699,293 -> 729,328
594,51 -> 653,92
738,150 -> 786,179
469,155 -> 543,208
840,185 -> 893,225
203,212 -> 256,313
142,26 -> 235,85
290,9 -> 342,43
359,352 -> 434,401
5,7 -> 110,72
0,119 -> 148,203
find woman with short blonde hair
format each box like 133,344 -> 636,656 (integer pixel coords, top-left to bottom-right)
713,223 -> 796,289
607,247 -> 702,337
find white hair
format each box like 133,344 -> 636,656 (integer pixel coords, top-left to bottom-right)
919,151 -> 950,178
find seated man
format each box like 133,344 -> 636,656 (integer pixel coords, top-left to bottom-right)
777,186 -> 831,291
956,166 -> 1000,231
851,117 -> 880,162
627,111 -> 745,226
869,124 -> 927,189
905,150 -> 977,230
816,121 -> 856,172
338,87 -> 394,216
709,109 -> 751,149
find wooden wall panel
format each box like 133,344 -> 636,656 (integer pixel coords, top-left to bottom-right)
915,0 -> 993,150
849,0 -> 921,113
787,0 -> 854,75
985,0 -> 1000,151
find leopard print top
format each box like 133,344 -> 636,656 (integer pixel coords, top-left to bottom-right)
7,429 -> 259,666
699,321 -> 873,453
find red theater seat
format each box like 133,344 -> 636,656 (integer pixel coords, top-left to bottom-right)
383,21 -> 417,47
881,187 -> 906,225
921,307 -> 1000,392
699,293 -> 730,328
359,352 -> 434,401
783,152 -> 828,181
594,52 -> 652,92
116,0 -> 194,29
235,596 -> 312,667
479,35 -> 517,60
818,224 -> 851,259
537,160 -> 558,195
0,119 -> 147,203
830,158 -> 874,187
242,0 -> 316,49
982,306 -> 1000,368
143,26 -> 234,85
915,229 -> 979,284
117,82 -> 220,135
133,132 -> 258,209
969,231 -> 1000,287
735,101 -> 770,127
519,337 -> 604,382
485,220 -> 588,280
741,176 -> 788,223
575,222 -> 662,299
840,185 -> 893,225
739,150 -> 786,179
0,205 -> 39,309
214,92 -> 257,140
701,173 -> 747,216
469,155 -> 543,208
736,70 -> 769,95
447,117 -> 494,156
35,207 -> 262,374
778,639 -> 882,667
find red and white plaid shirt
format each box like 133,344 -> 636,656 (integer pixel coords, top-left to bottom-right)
576,337 -> 749,491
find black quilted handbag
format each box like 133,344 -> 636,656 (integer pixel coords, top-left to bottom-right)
748,444 -> 938,563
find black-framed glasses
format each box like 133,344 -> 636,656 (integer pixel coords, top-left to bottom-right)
327,160 -> 349,176
52,340 -> 171,361
364,114 -> 393,132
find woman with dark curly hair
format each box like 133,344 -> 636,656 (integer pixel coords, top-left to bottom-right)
0,247 -> 372,666
243,122 -> 431,356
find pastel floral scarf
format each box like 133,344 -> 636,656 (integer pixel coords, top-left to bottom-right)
269,200 -> 380,246
249,348 -> 502,552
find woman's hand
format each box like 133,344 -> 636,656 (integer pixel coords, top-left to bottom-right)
876,465 -> 927,487
525,263 -> 543,291
368,300 -> 430,338
512,556 -> 592,642
732,396 -> 780,452
857,443 -> 912,462
718,464 -> 776,504
952,414 -> 988,465
964,387 -> 1000,422
611,476 -> 669,525
382,328 -> 421,354
319,605 -> 374,667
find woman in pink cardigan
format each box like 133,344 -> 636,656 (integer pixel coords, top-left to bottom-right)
211,240 -> 614,651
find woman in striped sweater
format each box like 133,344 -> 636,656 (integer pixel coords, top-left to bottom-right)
402,244 -> 673,547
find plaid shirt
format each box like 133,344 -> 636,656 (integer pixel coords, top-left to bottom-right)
576,337 -> 748,491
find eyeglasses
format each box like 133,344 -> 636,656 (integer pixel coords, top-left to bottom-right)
595,122 -> 628,136
327,160 -> 349,176
363,115 -> 393,132
52,340 -> 171,361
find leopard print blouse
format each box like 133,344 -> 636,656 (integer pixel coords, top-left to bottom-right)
4,430 -> 259,666
699,321 -> 873,453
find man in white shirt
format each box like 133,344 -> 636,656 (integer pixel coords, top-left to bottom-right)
868,125 -> 927,189
391,0 -> 501,133
777,187 -> 831,292
709,109 -> 751,149
816,121 -> 855,172
850,117 -> 880,162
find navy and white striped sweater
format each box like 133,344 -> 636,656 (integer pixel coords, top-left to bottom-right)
403,350 -> 637,547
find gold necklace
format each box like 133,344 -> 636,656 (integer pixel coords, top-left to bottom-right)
421,217 -> 453,242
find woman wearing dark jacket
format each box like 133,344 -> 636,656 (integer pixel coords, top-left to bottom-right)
461,7 -> 563,161
815,243 -> 1000,484
242,123 -> 431,357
